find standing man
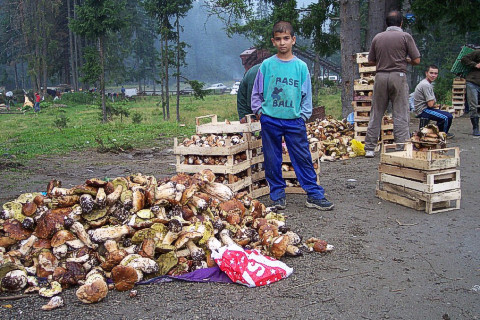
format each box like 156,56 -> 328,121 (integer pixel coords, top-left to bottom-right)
461,48 -> 480,136
237,63 -> 261,122
413,65 -> 454,137
364,11 -> 421,157
34,92 -> 41,113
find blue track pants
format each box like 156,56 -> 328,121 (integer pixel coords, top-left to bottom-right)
260,114 -> 325,201
418,108 -> 453,133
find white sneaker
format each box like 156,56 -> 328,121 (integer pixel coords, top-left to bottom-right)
365,150 -> 375,158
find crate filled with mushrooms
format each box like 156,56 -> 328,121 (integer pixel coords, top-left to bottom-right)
0,169 -> 333,308
306,117 -> 356,161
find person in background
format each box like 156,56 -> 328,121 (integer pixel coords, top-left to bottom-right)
364,10 -> 421,157
34,92 -> 41,112
461,48 -> 480,136
251,20 -> 334,211
413,65 -> 454,137
237,63 -> 261,122
6,91 -> 14,110
121,86 -> 126,98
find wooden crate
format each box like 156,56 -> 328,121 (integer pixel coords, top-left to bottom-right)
282,143 -> 320,163
175,149 -> 251,174
174,137 -> 248,156
358,65 -> 377,73
352,100 -> 372,108
195,114 -> 261,134
354,84 -> 374,91
355,52 -> 369,64
376,182 -> 461,214
453,78 -> 466,85
354,132 -> 366,142
353,92 -> 373,101
453,109 -> 464,118
380,143 -> 459,171
354,109 -> 371,121
252,184 -> 270,199
354,122 -> 369,132
379,169 -> 460,193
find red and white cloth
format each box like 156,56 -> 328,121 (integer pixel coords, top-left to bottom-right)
211,243 -> 293,287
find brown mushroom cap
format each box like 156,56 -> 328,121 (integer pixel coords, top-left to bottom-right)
170,173 -> 192,186
34,208 -> 72,239
36,250 -> 58,278
111,265 -> 138,291
218,199 -> 245,218
312,240 -> 329,253
100,249 -> 128,271
22,202 -> 37,217
138,238 -> 156,259
33,195 -> 45,206
4,219 -> 32,240
270,235 -> 289,259
76,276 -> 108,303
51,230 -> 76,247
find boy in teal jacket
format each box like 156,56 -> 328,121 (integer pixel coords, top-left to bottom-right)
251,21 -> 334,211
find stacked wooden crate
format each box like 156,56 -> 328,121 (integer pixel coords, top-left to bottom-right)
376,142 -> 460,214
249,132 -> 269,199
452,78 -> 466,117
380,115 -> 394,144
174,114 -> 260,195
353,52 -> 376,143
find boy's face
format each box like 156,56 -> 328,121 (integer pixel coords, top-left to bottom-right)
271,31 -> 296,55
425,67 -> 438,83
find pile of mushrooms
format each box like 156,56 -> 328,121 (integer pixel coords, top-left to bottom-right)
0,169 -> 332,308
306,117 -> 356,161
410,124 -> 447,151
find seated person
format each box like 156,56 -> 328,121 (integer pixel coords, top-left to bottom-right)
413,64 -> 454,138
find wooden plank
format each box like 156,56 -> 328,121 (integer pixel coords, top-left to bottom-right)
380,171 -> 460,193
352,101 -> 372,108
358,65 -> 377,73
282,166 -> 320,179
285,187 -> 306,194
354,84 -> 374,91
354,123 -> 369,132
378,163 -> 444,182
174,138 -> 249,156
251,154 -> 264,165
375,188 -> 424,211
377,181 -> 461,202
355,52 -> 369,64
252,170 -> 265,182
176,159 -> 251,174
195,114 -> 261,134
353,95 -> 373,101
226,176 -> 252,192
282,149 -> 319,162
353,106 -> 372,112
252,185 -> 270,199
381,123 -> 394,130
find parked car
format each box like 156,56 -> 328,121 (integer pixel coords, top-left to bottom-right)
230,81 -> 241,95
206,83 -> 228,91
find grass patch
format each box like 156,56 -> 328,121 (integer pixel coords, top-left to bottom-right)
0,92 -> 341,162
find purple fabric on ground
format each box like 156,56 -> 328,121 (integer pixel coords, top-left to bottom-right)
137,266 -> 234,285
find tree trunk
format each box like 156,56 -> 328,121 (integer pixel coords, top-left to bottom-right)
339,0 -> 361,118
99,36 -> 107,123
165,37 -> 170,120
160,39 -> 166,120
313,53 -> 320,107
366,0 -> 385,50
176,13 -> 180,122
67,0 -> 77,91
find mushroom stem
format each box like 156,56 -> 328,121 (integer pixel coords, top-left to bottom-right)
70,222 -> 97,249
219,229 -> 235,246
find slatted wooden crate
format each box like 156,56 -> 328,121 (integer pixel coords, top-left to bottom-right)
352,100 -> 372,108
195,114 -> 261,134
251,179 -> 269,198
355,52 -> 369,64
376,142 -> 460,214
354,109 -> 371,121
353,84 -> 374,91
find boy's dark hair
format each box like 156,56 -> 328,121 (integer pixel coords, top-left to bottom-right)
426,64 -> 439,72
272,21 -> 294,38
386,11 -> 403,27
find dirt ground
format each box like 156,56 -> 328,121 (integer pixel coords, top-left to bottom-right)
0,116 -> 479,320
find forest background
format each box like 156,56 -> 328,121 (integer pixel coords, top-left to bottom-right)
0,0 -> 479,121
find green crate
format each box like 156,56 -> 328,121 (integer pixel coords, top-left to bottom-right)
450,46 -> 474,77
